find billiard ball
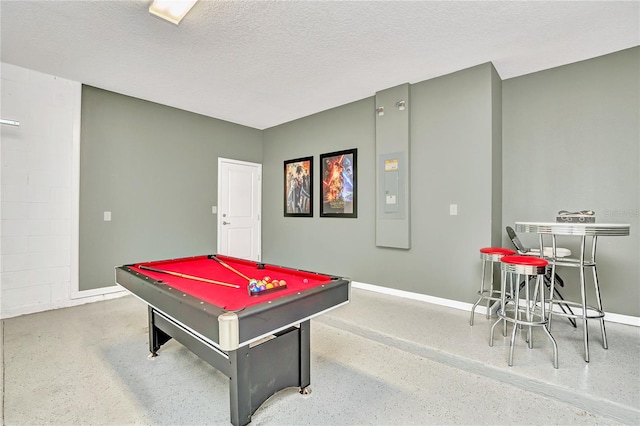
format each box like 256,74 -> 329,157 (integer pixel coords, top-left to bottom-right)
303,278 -> 308,283
279,280 -> 286,286
263,276 -> 271,282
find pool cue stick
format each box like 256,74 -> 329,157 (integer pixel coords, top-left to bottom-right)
210,256 -> 253,282
138,265 -> 240,288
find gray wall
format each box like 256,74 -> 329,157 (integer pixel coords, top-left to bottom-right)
79,47 -> 639,317
502,46 -> 639,316
263,48 -> 639,317
262,63 -> 501,302
79,86 -> 262,290
262,98 -> 376,278
491,64 -> 503,248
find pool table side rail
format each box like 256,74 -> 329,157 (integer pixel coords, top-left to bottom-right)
235,278 -> 350,347
115,264 -> 351,351
115,265 -> 225,345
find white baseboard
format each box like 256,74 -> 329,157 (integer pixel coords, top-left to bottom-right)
352,281 -> 477,312
595,311 -> 640,327
71,284 -> 125,300
1,287 -> 128,320
351,281 -> 640,327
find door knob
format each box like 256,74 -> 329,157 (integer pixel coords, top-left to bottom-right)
223,221 -> 231,225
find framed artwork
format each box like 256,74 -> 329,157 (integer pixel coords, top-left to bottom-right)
320,149 -> 357,218
284,156 -> 313,217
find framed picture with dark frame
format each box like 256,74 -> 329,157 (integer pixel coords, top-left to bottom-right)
320,148 -> 357,218
284,156 -> 313,217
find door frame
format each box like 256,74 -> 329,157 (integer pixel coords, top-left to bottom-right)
216,157 -> 262,260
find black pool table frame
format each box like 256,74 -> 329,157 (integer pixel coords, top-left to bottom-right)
115,257 -> 350,426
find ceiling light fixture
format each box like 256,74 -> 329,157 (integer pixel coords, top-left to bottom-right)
1,118 -> 20,127
149,0 -> 198,25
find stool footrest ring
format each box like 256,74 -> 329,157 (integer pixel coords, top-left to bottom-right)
497,311 -> 549,327
547,300 -> 605,320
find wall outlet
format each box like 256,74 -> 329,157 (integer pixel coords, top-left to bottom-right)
212,206 -> 217,214
449,204 -> 458,216
104,211 -> 112,221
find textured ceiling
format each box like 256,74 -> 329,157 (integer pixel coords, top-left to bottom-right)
1,1 -> 639,130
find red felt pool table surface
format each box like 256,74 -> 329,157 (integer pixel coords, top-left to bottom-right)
131,255 -> 332,311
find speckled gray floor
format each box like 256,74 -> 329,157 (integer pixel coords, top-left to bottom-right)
1,288 -> 639,425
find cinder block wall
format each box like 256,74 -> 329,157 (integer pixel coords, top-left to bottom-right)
1,63 -> 80,317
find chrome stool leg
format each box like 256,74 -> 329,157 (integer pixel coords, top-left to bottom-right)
489,267 -> 508,346
592,263 -> 608,350
470,258 -> 489,326
472,248 -> 515,326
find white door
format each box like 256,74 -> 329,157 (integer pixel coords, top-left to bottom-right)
217,158 -> 262,261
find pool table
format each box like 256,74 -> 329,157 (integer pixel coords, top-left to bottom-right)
115,254 -> 350,426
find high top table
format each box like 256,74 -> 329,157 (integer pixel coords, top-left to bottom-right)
514,222 -> 630,362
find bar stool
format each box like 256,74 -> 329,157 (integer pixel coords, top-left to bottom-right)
505,225 -> 576,327
470,247 -> 516,326
490,255 -> 558,368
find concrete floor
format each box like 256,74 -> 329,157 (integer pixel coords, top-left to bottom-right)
1,287 -> 639,425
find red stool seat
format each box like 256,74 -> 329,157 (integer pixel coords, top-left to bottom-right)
470,247 -> 517,326
480,247 -> 516,256
479,248 -> 516,263
500,255 -> 548,276
501,255 -> 548,267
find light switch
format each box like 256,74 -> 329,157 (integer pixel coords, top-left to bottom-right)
449,204 -> 458,216
212,206 -> 217,214
104,211 -> 112,221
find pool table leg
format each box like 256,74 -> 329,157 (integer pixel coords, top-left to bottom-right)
299,320 -> 311,393
228,321 -> 313,426
148,306 -> 171,356
229,345 -> 252,426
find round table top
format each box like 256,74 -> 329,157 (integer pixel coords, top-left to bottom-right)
515,221 -> 630,236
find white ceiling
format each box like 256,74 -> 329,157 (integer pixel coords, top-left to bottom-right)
1,1 -> 638,130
